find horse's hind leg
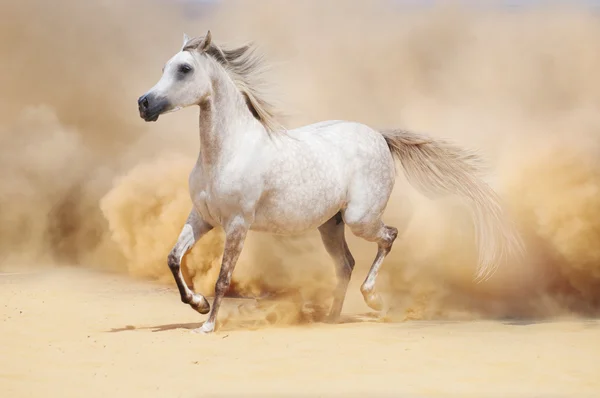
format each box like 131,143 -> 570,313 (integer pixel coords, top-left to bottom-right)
167,208 -> 213,314
318,212 -> 356,322
344,209 -> 398,311
359,223 -> 398,311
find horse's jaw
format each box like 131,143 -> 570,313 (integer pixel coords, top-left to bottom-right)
163,106 -> 182,115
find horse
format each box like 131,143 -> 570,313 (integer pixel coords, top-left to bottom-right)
137,31 -> 524,334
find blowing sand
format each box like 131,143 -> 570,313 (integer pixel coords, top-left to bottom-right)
2,267 -> 599,398
2,0 -> 600,396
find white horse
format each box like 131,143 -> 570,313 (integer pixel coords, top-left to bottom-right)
137,31 -> 524,334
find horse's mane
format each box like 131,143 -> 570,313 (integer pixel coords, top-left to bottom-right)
183,36 -> 284,134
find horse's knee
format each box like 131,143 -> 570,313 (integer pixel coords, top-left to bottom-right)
167,252 -> 180,272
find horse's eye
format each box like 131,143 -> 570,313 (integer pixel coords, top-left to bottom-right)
179,64 -> 192,74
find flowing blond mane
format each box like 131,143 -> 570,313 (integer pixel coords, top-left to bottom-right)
183,35 -> 284,134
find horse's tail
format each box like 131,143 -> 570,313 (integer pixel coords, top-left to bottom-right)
380,129 -> 524,282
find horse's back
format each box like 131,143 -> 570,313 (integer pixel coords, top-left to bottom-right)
286,119 -> 394,171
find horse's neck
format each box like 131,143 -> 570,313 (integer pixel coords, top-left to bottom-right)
197,69 -> 264,170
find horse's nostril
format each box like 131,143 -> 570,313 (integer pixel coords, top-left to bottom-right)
138,95 -> 150,110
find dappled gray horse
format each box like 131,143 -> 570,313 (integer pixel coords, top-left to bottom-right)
137,31 -> 523,334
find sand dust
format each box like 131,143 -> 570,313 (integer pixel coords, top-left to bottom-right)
2,0 -> 600,396
2,267 -> 599,398
2,0 -> 600,317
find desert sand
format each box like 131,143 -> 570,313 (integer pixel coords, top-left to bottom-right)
2,267 -> 599,398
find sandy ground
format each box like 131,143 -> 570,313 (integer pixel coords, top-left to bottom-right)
1,267 -> 598,398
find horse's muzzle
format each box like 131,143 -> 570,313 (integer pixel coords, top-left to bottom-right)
137,93 -> 168,122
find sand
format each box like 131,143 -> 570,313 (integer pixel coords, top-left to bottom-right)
1,267 -> 598,398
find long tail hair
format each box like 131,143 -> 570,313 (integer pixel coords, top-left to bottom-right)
380,129 -> 524,282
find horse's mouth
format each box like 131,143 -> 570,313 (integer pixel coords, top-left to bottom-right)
142,113 -> 159,122
138,107 -> 161,122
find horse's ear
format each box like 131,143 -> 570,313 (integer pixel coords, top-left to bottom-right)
197,30 -> 212,52
182,33 -> 191,49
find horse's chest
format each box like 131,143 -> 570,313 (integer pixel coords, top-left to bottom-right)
189,172 -> 252,226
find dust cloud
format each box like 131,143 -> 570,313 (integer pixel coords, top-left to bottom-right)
2,0 -> 600,325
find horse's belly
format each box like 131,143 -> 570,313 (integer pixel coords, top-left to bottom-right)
251,188 -> 345,235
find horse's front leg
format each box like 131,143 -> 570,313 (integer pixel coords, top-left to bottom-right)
167,208 -> 213,314
194,218 -> 248,334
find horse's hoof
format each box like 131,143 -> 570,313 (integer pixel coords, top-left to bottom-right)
190,294 -> 210,315
192,321 -> 214,334
362,291 -> 384,311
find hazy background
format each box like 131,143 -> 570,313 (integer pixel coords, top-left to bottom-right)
1,0 -> 600,323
